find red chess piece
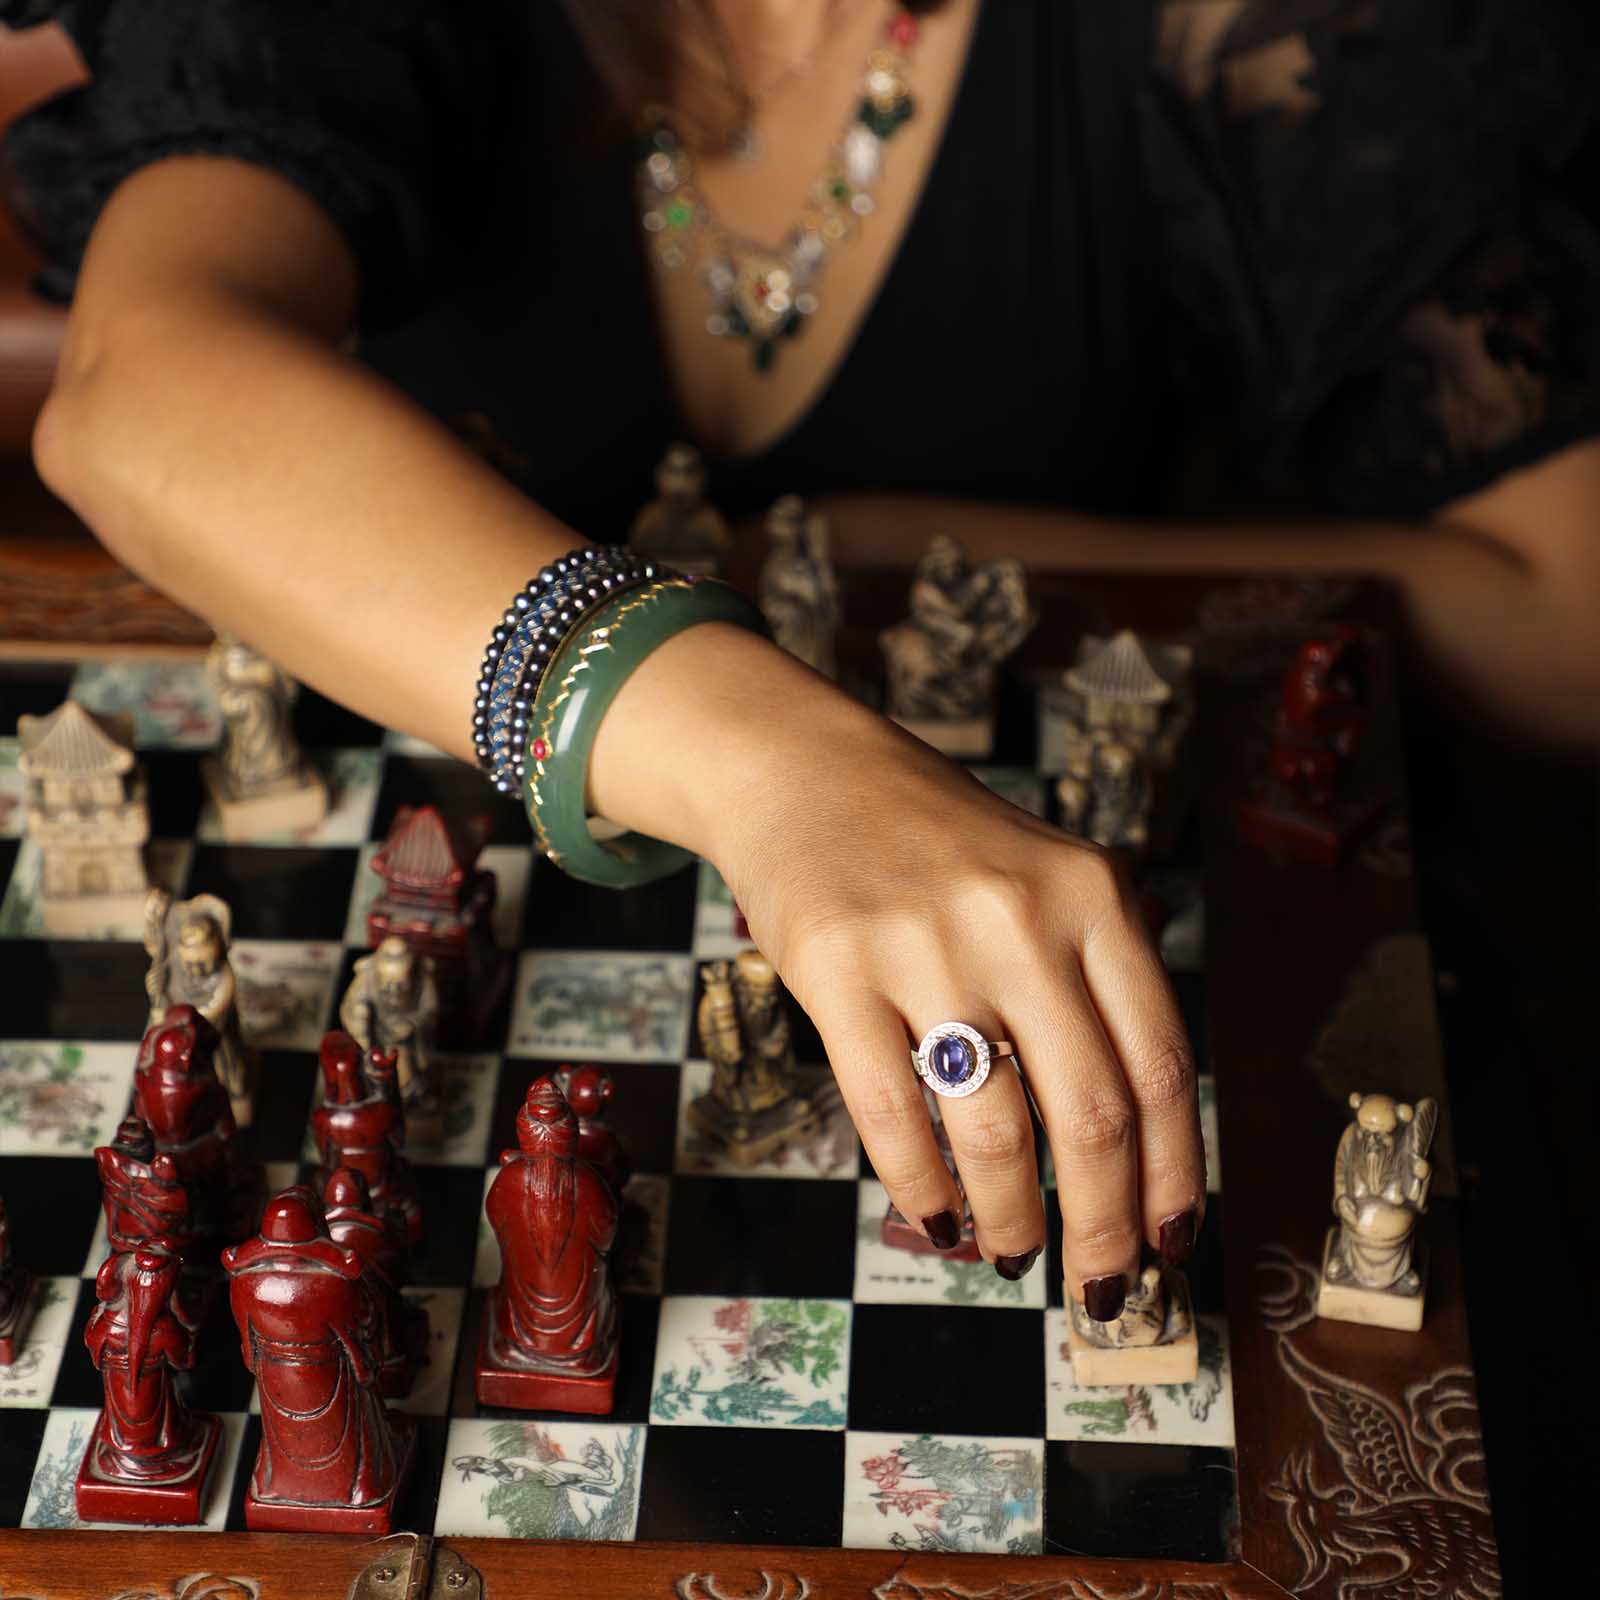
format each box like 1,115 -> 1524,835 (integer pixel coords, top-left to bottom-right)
0,1195 -> 37,1366
475,1078 -> 621,1414
554,1063 -> 630,1192
75,1239 -> 221,1525
223,1187 -> 415,1534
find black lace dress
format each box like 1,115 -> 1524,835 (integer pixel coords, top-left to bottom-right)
3,0 -> 1597,535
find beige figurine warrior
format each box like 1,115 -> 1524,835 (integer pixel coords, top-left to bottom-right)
759,495 -> 841,678
628,442 -> 732,576
340,937 -> 441,1142
144,889 -> 256,1126
1318,1091 -> 1438,1331
689,952 -> 819,1167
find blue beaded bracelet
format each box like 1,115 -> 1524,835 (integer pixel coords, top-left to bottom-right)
471,546 -> 663,793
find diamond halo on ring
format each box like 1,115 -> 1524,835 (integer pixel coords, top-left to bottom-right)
911,1022 -> 1014,1100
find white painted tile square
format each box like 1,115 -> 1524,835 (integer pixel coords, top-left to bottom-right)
1044,1308 -> 1233,1447
673,1060 -> 859,1180
0,737 -> 25,838
436,1417 -> 645,1539
21,1408 -> 246,1530
852,1181 -> 1045,1311
842,1430 -> 1044,1554
508,950 -> 694,1063
0,1042 -> 136,1157
196,747 -> 380,846
480,845 -> 532,952
68,661 -> 221,750
691,859 -> 752,959
649,1295 -> 851,1430
0,1276 -> 78,1407
341,841 -> 383,946
233,940 -> 342,1051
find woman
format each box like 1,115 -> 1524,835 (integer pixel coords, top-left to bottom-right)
3,0 -> 1596,1324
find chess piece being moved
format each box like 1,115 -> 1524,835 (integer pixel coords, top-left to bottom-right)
0,1194 -> 37,1366
1065,1263 -> 1199,1386
689,952 -> 821,1167
144,889 -> 258,1127
366,804 -> 506,1049
340,936 -> 442,1145
323,1167 -> 429,1399
881,536 -> 1034,758
554,1063 -> 629,1192
760,494 -> 841,678
628,442 -> 732,576
476,1078 -> 621,1413
310,1032 -> 422,1244
75,1237 -> 221,1524
1318,1092 -> 1437,1332
224,1186 -> 415,1533
202,631 -> 328,840
17,701 -> 149,935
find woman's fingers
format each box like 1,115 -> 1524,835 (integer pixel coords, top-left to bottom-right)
808,992 -> 966,1248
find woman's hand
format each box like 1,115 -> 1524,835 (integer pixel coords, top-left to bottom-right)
591,624 -> 1206,1313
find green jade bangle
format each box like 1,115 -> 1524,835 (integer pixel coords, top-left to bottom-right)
523,577 -> 770,887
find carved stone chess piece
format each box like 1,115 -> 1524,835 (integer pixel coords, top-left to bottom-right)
1086,741 -> 1152,852
322,1167 -> 428,1399
310,1032 -> 422,1244
688,952 -> 821,1167
202,631 -> 328,840
94,1114 -> 200,1285
223,1186 -> 415,1533
144,889 -> 257,1127
0,1194 -> 37,1366
1318,1092 -> 1437,1331
75,1238 -> 222,1524
554,1063 -> 629,1192
339,935 -> 441,1145
628,442 -> 732,576
880,535 -> 1035,757
17,701 -> 149,935
1065,1262 -> 1199,1386
476,1078 -> 621,1413
759,494 -> 841,678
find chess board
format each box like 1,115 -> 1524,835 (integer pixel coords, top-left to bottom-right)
0,605 -> 1499,1599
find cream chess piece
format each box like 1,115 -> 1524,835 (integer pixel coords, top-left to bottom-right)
1065,1263 -> 1199,1386
340,937 -> 442,1146
759,494 -> 841,678
628,442 -> 732,576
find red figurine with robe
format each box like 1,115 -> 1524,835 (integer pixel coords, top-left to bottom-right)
223,1186 -> 414,1533
476,1077 -> 621,1413
75,1239 -> 221,1524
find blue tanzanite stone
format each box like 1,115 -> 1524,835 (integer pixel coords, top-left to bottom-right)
929,1035 -> 974,1087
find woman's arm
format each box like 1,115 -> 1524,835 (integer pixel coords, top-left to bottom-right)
819,441 -> 1600,747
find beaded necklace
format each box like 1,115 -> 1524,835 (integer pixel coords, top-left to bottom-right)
640,6 -> 922,373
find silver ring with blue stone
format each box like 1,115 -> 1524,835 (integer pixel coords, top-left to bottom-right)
912,1022 -> 1015,1099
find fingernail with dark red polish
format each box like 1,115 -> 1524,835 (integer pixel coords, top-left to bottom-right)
1083,1273 -> 1127,1322
1158,1208 -> 1198,1267
922,1210 -> 961,1252
995,1246 -> 1041,1281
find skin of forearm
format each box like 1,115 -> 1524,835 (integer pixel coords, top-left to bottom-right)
821,492 -> 1600,746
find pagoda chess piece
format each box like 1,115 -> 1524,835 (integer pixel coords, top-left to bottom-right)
476,1077 -> 621,1414
1318,1092 -> 1437,1332
322,1167 -> 429,1399
0,1194 -> 37,1366
628,441 -> 732,576
223,1186 -> 415,1533
75,1238 -> 222,1525
144,888 -> 258,1128
554,1063 -> 629,1192
340,935 -> 442,1146
202,630 -> 328,841
881,535 -> 1035,758
760,494 -> 841,678
1065,1263 -> 1199,1386
17,700 -> 149,935
689,952 -> 821,1168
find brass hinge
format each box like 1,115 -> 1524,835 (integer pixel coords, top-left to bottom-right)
425,1545 -> 485,1599
346,1533 -> 485,1600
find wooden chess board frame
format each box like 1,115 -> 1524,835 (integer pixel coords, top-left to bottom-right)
0,582 -> 1498,1600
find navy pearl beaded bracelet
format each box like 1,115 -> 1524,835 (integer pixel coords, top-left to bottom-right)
472,546 -> 663,793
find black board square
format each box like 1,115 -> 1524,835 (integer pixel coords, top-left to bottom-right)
411,1165 -> 493,1290
0,1156 -> 105,1276
0,1408 -> 49,1526
525,856 -> 697,955
181,1290 -> 259,1414
634,1424 -> 845,1546
1,942 -> 149,1041
491,1058 -> 681,1179
248,1050 -> 319,1166
847,1303 -> 1046,1439
46,1277 -> 102,1409
371,756 -> 527,847
142,751 -> 205,839
294,689 -> 383,750
186,846 -> 357,943
663,1176 -> 857,1300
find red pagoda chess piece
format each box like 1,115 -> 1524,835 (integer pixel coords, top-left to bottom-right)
75,1238 -> 222,1524
554,1063 -> 630,1192
322,1167 -> 429,1398
310,1032 -> 422,1244
365,804 -> 508,1049
0,1194 -> 38,1366
1236,624 -> 1387,866
476,1077 -> 621,1414
223,1187 -> 415,1534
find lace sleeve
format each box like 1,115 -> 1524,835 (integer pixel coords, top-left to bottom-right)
1142,0 -> 1600,515
0,0 -> 504,333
